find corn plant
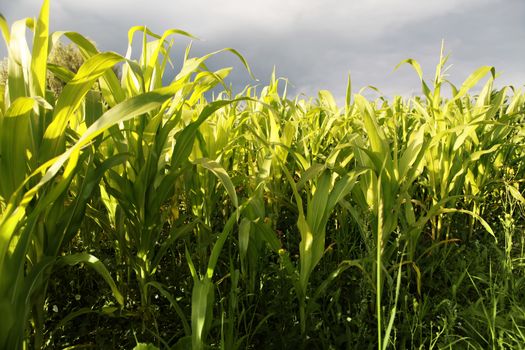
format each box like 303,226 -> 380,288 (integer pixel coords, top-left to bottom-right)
261,90 -> 364,336
0,1 -> 243,346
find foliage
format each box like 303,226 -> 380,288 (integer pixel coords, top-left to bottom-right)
46,42 -> 85,96
0,2 -> 524,349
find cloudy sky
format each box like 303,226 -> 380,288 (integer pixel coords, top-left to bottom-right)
1,0 -> 524,100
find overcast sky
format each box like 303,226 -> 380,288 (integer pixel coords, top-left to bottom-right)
1,0 -> 524,100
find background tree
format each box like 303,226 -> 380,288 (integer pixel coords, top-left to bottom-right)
46,42 -> 84,96
0,42 -> 84,96
0,58 -> 6,86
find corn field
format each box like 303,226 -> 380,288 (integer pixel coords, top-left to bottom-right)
1,1 -> 524,349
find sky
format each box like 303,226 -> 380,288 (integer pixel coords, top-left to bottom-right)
1,0 -> 524,101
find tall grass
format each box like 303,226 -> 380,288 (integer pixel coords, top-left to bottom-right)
1,1 -> 524,349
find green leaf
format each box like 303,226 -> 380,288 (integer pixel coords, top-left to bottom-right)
450,66 -> 495,103
394,58 -> 431,97
238,218 -> 251,262
191,278 -> 214,350
142,28 -> 197,90
442,208 -> 496,241
59,253 -> 124,307
133,343 -> 160,350
507,184 -> 525,205
147,281 -> 191,336
345,72 -> 352,115
193,158 -> 239,211
0,97 -> 34,199
354,94 -> 387,156
29,0 -> 49,98
207,213 -> 236,279
7,18 -> 33,102
41,52 -> 125,158
171,98 -> 249,170
0,14 -> 10,46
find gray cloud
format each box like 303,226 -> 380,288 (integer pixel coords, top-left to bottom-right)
1,0 -> 523,101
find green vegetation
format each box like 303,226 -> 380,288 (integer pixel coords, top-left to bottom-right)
1,1 -> 524,349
